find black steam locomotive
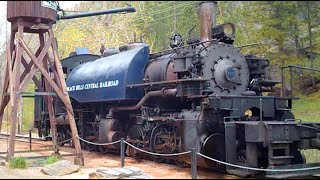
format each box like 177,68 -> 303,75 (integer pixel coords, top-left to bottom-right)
34,3 -> 320,178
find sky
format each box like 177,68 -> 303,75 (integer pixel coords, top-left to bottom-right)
0,1 -> 82,52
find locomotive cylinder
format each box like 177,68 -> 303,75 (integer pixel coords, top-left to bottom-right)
99,118 -> 125,149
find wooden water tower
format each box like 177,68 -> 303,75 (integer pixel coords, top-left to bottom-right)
0,1 -> 84,164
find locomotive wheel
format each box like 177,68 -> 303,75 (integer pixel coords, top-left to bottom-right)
127,125 -> 146,160
201,133 -> 226,169
127,146 -> 143,160
150,125 -> 171,163
84,143 -> 96,152
67,131 -> 75,148
174,159 -> 188,167
98,146 -> 109,154
57,132 -> 66,147
83,131 -> 96,152
151,132 -> 165,163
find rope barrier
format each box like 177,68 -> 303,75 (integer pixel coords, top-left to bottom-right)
72,135 -> 320,173
77,136 -> 121,146
197,152 -> 320,172
124,141 -> 191,157
56,137 -> 73,146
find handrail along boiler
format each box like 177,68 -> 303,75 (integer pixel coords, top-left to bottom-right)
34,1 -> 320,178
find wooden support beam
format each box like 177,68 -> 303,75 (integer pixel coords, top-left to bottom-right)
21,56 -> 33,83
19,38 -> 52,93
8,24 -> 24,160
17,36 -> 74,116
48,55 -> 62,88
49,28 -> 83,161
21,57 -> 44,92
42,52 -> 59,154
0,36 -> 17,134
0,43 -> 11,133
20,45 -> 42,83
3,19 -> 83,164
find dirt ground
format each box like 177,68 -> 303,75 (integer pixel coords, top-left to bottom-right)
0,138 -> 239,179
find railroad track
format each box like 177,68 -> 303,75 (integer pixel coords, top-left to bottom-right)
0,133 -> 47,144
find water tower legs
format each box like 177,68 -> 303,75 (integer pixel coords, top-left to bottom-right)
0,19 -> 83,165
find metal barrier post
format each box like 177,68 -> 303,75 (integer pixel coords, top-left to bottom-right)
29,130 -> 32,151
191,148 -> 197,179
259,98 -> 262,122
121,138 -> 125,167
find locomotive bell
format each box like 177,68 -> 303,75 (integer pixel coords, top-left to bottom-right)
170,32 -> 184,48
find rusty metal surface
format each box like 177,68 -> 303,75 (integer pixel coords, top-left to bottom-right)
144,54 -> 177,83
199,1 -> 217,45
112,88 -> 177,112
127,78 -> 210,88
166,61 -> 177,81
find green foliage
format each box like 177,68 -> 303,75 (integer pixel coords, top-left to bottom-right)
292,96 -> 320,122
45,155 -> 60,165
22,83 -> 35,130
292,96 -> 320,163
53,1 -> 320,71
9,156 -> 27,169
54,1 -> 200,56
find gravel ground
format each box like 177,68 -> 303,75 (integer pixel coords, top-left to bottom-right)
0,138 -> 239,179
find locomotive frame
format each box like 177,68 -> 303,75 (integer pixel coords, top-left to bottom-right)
32,1 -> 320,178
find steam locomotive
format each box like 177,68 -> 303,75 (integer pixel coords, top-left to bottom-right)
34,3 -> 320,178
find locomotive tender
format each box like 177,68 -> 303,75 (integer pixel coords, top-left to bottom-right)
34,1 -> 320,178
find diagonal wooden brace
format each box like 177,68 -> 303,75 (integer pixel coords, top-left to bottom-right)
17,36 -> 74,117
21,57 -> 45,92
19,37 -> 52,93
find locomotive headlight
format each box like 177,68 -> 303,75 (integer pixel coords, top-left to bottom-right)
223,23 -> 235,38
212,23 -> 236,39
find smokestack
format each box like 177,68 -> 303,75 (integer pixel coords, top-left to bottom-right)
199,1 -> 217,45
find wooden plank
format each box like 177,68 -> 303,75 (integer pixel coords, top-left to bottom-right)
20,56 -> 33,83
32,76 -> 44,92
8,24 -> 24,160
20,57 -> 44,92
17,35 -> 74,114
20,45 -> 42,83
0,42 -> 12,133
40,33 -> 59,154
43,64 -> 59,154
49,29 -> 83,158
7,1 -> 57,23
19,37 -> 52,93
48,55 -> 62,88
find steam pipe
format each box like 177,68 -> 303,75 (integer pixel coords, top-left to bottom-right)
108,88 -> 177,115
58,6 -> 136,20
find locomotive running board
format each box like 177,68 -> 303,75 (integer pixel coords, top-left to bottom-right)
265,163 -> 320,179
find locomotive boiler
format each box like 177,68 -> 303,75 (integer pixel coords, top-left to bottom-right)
34,1 -> 320,178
